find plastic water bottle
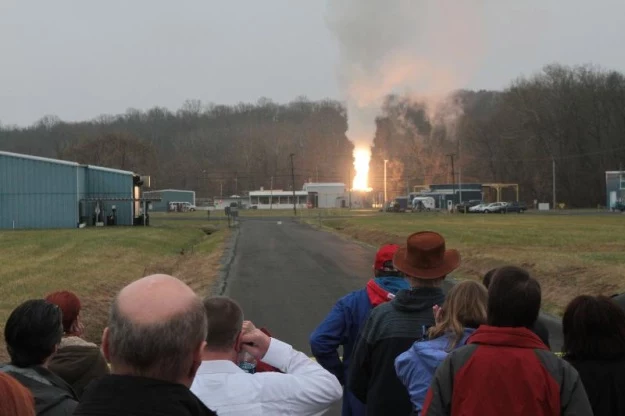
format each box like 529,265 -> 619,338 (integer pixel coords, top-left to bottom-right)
238,351 -> 257,374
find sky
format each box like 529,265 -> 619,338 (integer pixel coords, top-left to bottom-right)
1,0 -> 625,127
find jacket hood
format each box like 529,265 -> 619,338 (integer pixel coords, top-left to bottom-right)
0,364 -> 77,414
50,341 -> 103,379
392,287 -> 445,313
467,325 -> 549,350
77,374 -> 217,416
60,335 -> 98,349
366,277 -> 410,307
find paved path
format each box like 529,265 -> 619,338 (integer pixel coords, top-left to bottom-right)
221,217 -> 563,413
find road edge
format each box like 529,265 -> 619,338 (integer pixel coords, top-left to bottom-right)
213,225 -> 241,296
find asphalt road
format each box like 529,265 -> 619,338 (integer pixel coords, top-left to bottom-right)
221,217 -> 563,413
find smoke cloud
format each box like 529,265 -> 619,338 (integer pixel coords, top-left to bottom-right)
326,0 -> 486,151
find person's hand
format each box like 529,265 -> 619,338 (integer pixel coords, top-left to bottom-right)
242,320 -> 257,334
240,329 -> 271,360
433,304 -> 443,324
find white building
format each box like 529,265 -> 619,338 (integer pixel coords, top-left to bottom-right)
303,182 -> 347,208
248,182 -> 347,210
248,189 -> 308,209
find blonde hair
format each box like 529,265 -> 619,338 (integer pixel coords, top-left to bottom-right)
428,280 -> 488,351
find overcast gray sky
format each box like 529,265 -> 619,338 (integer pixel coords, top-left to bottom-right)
1,0 -> 624,126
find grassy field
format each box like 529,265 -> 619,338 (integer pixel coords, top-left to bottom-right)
310,212 -> 625,315
0,214 -> 228,362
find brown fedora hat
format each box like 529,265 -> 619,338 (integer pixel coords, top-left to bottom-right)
393,231 -> 460,279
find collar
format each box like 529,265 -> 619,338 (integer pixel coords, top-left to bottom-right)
196,360 -> 245,375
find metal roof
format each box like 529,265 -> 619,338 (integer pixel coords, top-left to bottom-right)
80,197 -> 161,201
0,150 -> 79,167
86,165 -> 134,176
0,151 -> 135,175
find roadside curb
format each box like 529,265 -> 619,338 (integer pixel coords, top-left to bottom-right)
213,225 -> 240,296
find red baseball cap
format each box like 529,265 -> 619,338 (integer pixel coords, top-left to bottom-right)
374,244 -> 401,271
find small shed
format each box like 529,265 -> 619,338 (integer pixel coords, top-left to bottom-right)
143,189 -> 196,212
606,171 -> 625,208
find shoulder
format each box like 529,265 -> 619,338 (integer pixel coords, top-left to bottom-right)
338,288 -> 368,306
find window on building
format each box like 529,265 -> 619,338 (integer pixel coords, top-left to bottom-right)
259,196 -> 269,204
271,196 -> 280,205
621,174 -> 625,190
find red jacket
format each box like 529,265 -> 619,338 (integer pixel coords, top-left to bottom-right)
422,325 -> 592,416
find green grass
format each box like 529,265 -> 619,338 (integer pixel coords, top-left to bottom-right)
309,212 -> 625,315
0,217 -> 227,361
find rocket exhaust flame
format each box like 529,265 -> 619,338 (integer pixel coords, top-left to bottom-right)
353,148 -> 372,191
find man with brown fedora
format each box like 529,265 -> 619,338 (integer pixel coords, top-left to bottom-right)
348,231 -> 458,416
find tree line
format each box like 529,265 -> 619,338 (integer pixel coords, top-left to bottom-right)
1,64 -> 624,207
371,64 -> 625,207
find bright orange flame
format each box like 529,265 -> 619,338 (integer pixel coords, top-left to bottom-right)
353,148 -> 372,191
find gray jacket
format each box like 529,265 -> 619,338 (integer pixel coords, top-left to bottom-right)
0,364 -> 78,416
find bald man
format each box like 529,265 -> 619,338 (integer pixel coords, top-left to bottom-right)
74,274 -> 217,416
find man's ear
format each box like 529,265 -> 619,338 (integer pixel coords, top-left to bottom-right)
234,331 -> 244,353
101,327 -> 111,362
188,340 -> 206,382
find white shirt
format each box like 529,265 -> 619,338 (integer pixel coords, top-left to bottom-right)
191,338 -> 342,416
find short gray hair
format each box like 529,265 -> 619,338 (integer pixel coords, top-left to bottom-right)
107,295 -> 207,382
203,296 -> 243,351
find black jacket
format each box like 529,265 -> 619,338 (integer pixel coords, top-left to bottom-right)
74,374 -> 217,416
0,364 -> 78,416
567,357 -> 625,416
348,286 -> 445,416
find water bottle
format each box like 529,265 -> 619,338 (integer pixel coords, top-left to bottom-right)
238,351 -> 257,374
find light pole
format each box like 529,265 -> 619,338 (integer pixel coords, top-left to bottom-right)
384,159 -> 388,210
289,153 -> 297,216
552,158 -> 556,210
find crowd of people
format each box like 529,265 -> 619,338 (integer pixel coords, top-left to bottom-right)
1,230 -> 625,415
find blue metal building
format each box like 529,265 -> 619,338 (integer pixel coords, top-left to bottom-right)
0,151 -> 135,229
143,189 -> 196,212
606,171 -> 625,208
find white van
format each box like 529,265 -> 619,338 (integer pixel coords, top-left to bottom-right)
412,197 -> 436,212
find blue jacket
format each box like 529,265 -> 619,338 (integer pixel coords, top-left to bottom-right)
394,328 -> 476,414
310,277 -> 409,416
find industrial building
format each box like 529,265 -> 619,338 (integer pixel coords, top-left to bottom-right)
411,184 -> 484,210
248,182 -> 347,209
0,151 -> 150,229
142,189 -> 196,212
248,189 -> 308,209
606,171 -> 625,208
303,183 -> 346,208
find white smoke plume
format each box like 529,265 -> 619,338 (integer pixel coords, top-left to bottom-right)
326,0 -> 485,189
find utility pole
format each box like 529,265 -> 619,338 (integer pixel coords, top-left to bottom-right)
234,173 -> 238,196
270,176 -> 274,210
448,154 -> 456,205
552,158 -> 556,210
384,159 -> 388,211
289,153 -> 297,215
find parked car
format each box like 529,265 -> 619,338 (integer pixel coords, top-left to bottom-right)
469,203 -> 487,213
483,202 -> 507,213
612,201 -> 625,212
456,200 -> 482,213
505,201 -> 527,213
